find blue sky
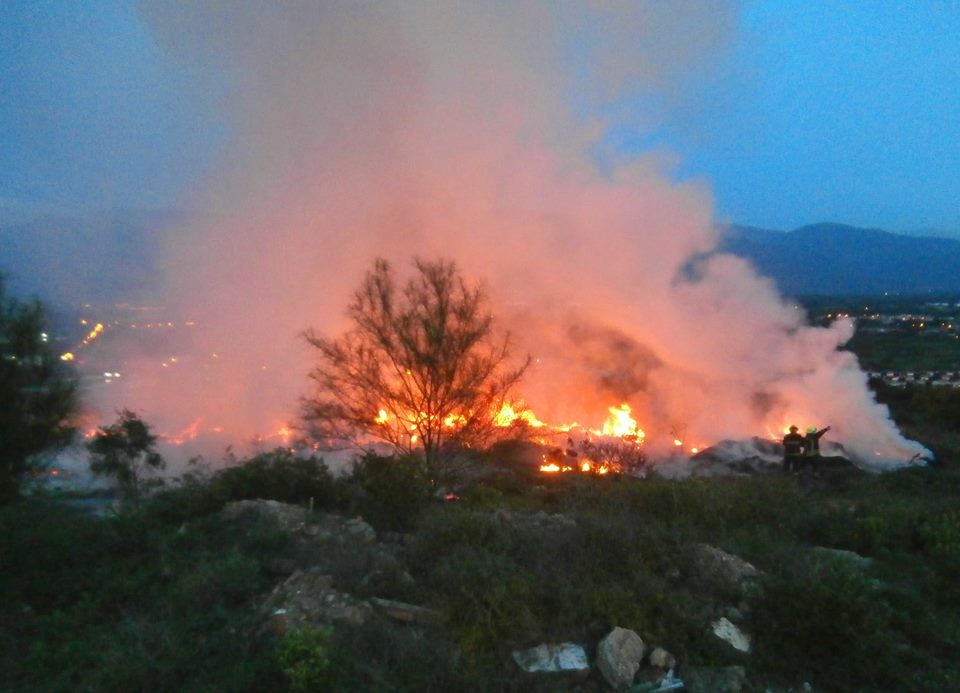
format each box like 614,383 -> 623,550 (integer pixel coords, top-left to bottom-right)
1,1 -> 959,233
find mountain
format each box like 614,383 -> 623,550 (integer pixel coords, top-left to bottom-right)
719,222 -> 960,296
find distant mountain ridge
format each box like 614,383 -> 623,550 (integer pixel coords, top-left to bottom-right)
719,222 -> 960,296
2,212 -> 958,307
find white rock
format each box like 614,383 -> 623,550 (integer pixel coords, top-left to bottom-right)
511,643 -> 589,676
712,617 -> 752,653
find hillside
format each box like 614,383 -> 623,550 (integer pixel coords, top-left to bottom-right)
719,223 -> 960,296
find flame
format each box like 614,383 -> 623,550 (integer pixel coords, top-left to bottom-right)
375,408 -> 390,424
540,463 -> 561,473
600,403 -> 644,439
276,423 -> 294,444
673,438 -> 683,447
443,412 -> 468,428
165,417 -> 203,445
494,401 -> 545,428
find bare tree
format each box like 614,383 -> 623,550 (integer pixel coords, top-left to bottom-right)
302,258 -> 531,471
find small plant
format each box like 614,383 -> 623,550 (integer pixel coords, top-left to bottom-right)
87,410 -> 165,503
277,626 -> 334,692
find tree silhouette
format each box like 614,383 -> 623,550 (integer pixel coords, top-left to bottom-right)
302,258 -> 530,473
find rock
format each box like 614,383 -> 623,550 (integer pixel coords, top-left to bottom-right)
369,597 -> 443,625
712,617 -> 752,653
648,646 -> 676,670
811,546 -> 874,569
511,643 -> 590,679
222,499 -> 308,530
344,517 -> 376,543
685,665 -> 747,693
689,544 -> 760,592
596,627 -> 646,689
262,569 -> 371,634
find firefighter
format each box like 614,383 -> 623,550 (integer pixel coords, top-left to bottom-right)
782,425 -> 804,473
802,425 -> 831,472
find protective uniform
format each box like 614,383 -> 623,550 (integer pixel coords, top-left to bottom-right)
782,426 -> 804,472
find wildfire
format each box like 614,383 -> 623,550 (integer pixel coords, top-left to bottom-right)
495,402 -> 545,428
599,403 -> 645,440
164,417 -> 203,445
366,397 -> 708,478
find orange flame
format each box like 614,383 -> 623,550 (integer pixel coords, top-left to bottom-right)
600,403 -> 644,439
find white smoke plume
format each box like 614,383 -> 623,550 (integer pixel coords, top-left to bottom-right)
104,1 -> 927,468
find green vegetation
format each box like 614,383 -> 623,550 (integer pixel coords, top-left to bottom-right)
0,276 -> 77,502
3,448 -> 960,691
848,331 -> 960,372
87,409 -> 166,503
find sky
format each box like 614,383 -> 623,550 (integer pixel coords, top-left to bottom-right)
2,1 -> 959,233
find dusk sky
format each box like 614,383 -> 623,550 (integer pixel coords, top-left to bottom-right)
2,1 -> 959,234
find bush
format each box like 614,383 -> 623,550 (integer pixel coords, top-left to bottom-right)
753,556 -> 898,690
212,448 -> 338,507
343,454 -> 433,531
278,626 -> 334,692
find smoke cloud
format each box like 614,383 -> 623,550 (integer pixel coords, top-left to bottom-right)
108,1 -> 926,467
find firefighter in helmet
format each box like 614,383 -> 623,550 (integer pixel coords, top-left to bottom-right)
782,425 -> 804,473
802,425 -> 831,472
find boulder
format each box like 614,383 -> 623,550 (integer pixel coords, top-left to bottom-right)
222,499 -> 308,530
262,569 -> 371,635
689,544 -> 759,592
596,627 -> 646,689
648,646 -> 676,670
712,617 -> 751,653
511,643 -> 590,679
369,597 -> 442,625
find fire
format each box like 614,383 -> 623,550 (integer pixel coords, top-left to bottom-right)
443,413 -> 468,428
165,417 -> 203,445
276,424 -> 294,444
600,403 -> 644,439
494,401 -> 545,428
540,463 -> 561,473
673,438 -> 683,447
375,408 -> 390,424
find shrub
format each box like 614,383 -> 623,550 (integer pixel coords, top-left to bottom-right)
753,556 -> 898,689
278,626 -> 334,692
211,448 -> 338,507
343,453 -> 433,531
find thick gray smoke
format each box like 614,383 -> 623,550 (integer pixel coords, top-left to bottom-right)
105,1 -> 927,467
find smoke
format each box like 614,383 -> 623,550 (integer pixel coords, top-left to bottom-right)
108,1 -> 927,467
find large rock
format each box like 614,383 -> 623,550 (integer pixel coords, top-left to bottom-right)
222,499 -> 308,530
712,617 -> 752,653
262,569 -> 371,635
689,544 -> 760,593
511,643 -> 590,678
596,627 -> 646,689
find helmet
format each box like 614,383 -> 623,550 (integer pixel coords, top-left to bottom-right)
807,427 -> 817,434
789,425 -> 798,432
